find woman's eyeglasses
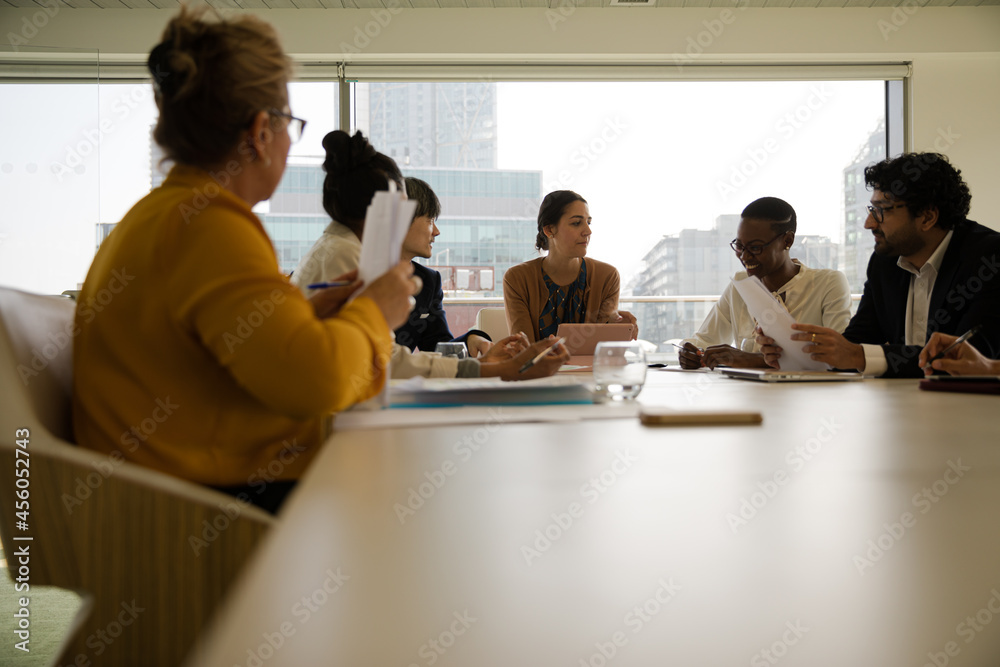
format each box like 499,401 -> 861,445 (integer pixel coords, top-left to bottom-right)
269,109 -> 307,144
729,232 -> 786,256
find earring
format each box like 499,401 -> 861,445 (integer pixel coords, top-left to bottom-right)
263,155 -> 272,168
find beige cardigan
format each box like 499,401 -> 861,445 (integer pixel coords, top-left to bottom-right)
502,257 -> 621,343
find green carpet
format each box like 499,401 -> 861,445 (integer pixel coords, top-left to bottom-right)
0,539 -> 83,666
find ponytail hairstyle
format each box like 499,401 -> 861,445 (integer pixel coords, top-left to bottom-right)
149,6 -> 291,168
536,190 -> 587,252
321,130 -> 403,237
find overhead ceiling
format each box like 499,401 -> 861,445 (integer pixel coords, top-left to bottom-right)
1,0 -> 997,9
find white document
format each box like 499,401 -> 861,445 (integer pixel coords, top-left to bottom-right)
731,275 -> 829,371
334,401 -> 640,431
356,184 -> 417,406
357,184 -> 417,285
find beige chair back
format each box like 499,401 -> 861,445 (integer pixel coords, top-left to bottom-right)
0,286 -> 275,666
474,306 -> 509,342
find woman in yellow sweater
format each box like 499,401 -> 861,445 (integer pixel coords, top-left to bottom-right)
503,190 -> 638,343
72,8 -> 416,512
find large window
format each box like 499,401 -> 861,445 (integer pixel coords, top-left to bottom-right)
0,80 -> 338,295
1,67 -> 888,347
352,79 -> 886,344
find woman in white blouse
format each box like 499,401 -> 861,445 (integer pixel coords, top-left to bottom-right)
678,197 -> 852,369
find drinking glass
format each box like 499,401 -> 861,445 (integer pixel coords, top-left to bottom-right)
593,341 -> 646,401
435,342 -> 468,359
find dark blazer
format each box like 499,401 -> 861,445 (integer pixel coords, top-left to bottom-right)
844,219 -> 1000,378
394,262 -> 490,352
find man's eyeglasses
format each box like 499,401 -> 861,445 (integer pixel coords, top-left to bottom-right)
866,202 -> 907,224
269,108 -> 307,144
729,232 -> 786,257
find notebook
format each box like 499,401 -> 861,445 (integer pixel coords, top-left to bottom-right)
919,375 -> 1000,395
719,368 -> 863,383
556,323 -> 637,366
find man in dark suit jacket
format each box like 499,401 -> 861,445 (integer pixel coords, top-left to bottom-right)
394,177 -> 492,355
761,152 -> 1000,378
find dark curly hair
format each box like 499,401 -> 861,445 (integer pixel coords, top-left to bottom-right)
321,130 -> 403,237
536,190 -> 587,252
863,152 -> 971,231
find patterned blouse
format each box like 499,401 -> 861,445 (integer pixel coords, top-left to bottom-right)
538,260 -> 588,339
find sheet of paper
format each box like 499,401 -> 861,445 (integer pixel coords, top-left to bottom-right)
357,185 -> 418,285
354,184 -> 417,407
731,275 -> 828,371
333,401 -> 641,431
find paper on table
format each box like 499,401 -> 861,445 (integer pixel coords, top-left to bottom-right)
731,275 -> 829,371
334,401 -> 640,431
357,183 -> 418,286
388,374 -> 594,407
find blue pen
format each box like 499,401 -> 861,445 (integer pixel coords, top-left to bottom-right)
307,281 -> 352,290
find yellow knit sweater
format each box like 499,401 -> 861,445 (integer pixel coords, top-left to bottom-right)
72,165 -> 392,486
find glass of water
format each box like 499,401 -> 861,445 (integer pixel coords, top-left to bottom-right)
435,342 -> 468,359
593,341 -> 646,402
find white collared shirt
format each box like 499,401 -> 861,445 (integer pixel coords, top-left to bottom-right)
684,261 -> 853,351
861,230 -> 953,376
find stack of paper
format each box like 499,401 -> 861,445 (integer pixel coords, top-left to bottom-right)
388,375 -> 595,408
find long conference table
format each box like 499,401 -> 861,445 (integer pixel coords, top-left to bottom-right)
186,370 -> 1000,667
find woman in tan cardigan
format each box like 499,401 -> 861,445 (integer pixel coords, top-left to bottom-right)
503,190 -> 637,343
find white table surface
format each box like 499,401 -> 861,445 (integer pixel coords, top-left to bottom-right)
186,370 -> 1000,667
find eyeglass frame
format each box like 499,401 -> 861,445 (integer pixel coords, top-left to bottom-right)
729,231 -> 788,257
268,108 -> 307,144
866,202 -> 907,225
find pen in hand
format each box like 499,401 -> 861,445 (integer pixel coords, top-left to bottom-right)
672,342 -> 704,367
307,280 -> 352,290
518,337 -> 566,374
922,324 -> 982,369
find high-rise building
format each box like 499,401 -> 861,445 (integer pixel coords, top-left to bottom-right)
842,120 -> 886,291
365,82 -> 497,169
